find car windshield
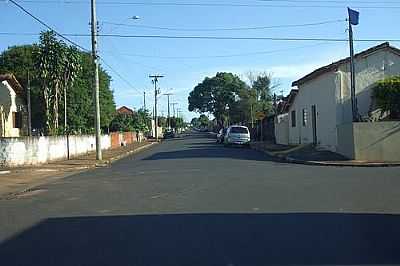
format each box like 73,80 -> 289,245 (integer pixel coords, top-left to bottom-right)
2,3 -> 400,266
230,127 -> 248,134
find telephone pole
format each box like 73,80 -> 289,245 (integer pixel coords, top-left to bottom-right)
348,7 -> 360,122
27,70 -> 32,136
170,102 -> 178,118
149,75 -> 164,140
143,91 -> 146,110
91,0 -> 102,160
164,92 -> 173,129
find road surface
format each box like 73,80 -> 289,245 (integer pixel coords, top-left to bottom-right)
1,132 -> 400,265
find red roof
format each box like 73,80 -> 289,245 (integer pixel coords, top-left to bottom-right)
116,106 -> 135,115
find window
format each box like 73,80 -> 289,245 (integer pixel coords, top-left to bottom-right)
291,110 -> 296,127
230,126 -> 249,134
12,112 -> 22,129
302,108 -> 308,126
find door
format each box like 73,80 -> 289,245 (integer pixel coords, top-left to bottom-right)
311,105 -> 317,145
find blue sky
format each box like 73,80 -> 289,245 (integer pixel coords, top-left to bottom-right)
1,0 -> 399,121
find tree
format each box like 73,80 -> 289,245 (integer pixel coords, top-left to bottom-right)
188,72 -> 249,127
0,45 -> 45,129
35,31 -> 67,134
0,36 -> 116,134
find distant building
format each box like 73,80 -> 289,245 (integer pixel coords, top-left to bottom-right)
0,74 -> 28,137
116,106 -> 135,116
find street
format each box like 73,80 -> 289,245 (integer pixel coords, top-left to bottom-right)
1,132 -> 400,265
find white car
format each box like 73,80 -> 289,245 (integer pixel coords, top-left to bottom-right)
224,125 -> 251,145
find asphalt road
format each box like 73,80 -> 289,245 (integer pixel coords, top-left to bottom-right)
1,132 -> 400,266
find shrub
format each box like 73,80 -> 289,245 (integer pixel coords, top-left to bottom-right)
372,76 -> 400,119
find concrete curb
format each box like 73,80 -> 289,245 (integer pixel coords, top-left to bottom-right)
98,142 -> 158,166
251,144 -> 400,168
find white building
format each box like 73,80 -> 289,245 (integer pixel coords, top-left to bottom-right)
287,42 -> 400,151
0,74 -> 28,137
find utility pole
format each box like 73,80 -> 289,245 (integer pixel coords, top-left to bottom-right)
164,92 -> 173,129
170,102 -> 178,118
348,7 -> 360,122
91,0 -> 102,160
143,91 -> 146,110
27,70 -> 32,136
149,75 -> 164,140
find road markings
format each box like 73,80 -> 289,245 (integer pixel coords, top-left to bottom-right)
150,193 -> 168,199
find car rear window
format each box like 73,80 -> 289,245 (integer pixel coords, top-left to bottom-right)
230,127 -> 248,134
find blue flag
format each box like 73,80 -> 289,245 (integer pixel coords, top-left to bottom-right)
348,8 -> 360,25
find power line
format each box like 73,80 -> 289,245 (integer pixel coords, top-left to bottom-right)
7,0 -> 89,51
2,32 -> 400,43
6,0 -> 140,100
9,0 -> 400,8
91,34 -> 400,43
102,42 -> 331,59
101,19 -> 345,32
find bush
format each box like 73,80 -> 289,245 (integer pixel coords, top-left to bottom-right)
373,76 -> 400,119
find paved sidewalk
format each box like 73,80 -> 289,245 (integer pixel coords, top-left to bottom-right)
0,141 -> 157,198
251,141 -> 400,167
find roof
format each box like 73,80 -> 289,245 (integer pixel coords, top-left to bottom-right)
0,74 -> 25,98
278,89 -> 298,114
116,106 -> 135,115
292,42 -> 400,87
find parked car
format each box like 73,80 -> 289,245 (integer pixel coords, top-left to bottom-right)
224,125 -> 251,145
216,128 -> 227,143
163,130 -> 175,139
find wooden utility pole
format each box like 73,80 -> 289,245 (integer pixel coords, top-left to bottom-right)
164,92 -> 173,129
143,91 -> 146,110
149,75 -> 164,140
27,71 -> 32,136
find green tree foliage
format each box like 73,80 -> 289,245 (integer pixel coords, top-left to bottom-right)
109,108 -> 152,133
188,72 -> 249,126
0,31 -> 116,134
373,76 -> 400,119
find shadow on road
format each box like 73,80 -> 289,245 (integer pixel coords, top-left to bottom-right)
1,213 -> 399,266
143,146 -> 269,161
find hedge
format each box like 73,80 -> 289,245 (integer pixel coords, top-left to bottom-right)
372,76 -> 400,119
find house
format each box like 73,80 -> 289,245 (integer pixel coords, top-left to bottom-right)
274,89 -> 297,145
287,42 -> 400,152
116,106 -> 135,116
0,74 -> 28,137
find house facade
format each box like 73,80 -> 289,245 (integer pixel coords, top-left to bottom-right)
0,74 -> 28,137
287,42 -> 400,151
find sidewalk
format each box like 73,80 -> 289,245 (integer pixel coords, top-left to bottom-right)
0,141 -> 158,198
251,141 -> 400,167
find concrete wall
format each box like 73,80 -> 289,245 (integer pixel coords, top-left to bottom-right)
275,113 -> 289,145
0,134 -> 111,167
337,122 -> 400,162
0,81 -> 28,137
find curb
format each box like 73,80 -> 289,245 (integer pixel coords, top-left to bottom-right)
98,142 -> 158,166
251,145 -> 400,168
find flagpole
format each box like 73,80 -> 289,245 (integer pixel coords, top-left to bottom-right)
348,8 -> 358,122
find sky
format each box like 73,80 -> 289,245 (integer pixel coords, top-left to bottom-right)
1,0 -> 399,121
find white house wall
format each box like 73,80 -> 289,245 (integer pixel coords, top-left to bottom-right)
289,47 -> 400,152
289,72 -> 339,151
